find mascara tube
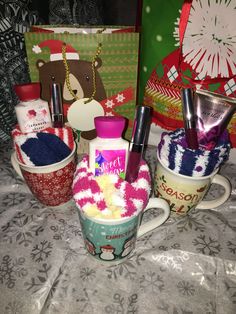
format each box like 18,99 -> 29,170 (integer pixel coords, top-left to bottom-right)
181,88 -> 198,149
51,82 -> 64,128
125,105 -> 151,183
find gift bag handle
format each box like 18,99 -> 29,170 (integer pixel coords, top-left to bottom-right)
179,0 -> 192,48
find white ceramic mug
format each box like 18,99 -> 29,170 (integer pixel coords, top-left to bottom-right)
154,155 -> 231,215
78,197 -> 170,263
11,145 -> 77,206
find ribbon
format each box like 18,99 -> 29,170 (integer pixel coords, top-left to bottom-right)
100,86 -> 134,116
63,87 -> 134,120
179,0 -> 193,47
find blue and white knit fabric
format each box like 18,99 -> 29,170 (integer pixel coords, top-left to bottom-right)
157,128 -> 231,177
15,132 -> 72,166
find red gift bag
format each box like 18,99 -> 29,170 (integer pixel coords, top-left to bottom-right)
143,0 -> 236,146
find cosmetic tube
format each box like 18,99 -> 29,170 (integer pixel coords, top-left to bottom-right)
181,88 -> 198,149
194,89 -> 236,150
125,105 -> 151,183
51,82 -> 64,128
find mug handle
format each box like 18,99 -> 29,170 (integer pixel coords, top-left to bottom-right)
11,152 -> 24,180
196,174 -> 231,209
137,198 -> 170,238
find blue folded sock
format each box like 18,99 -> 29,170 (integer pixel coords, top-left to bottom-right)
37,133 -> 71,160
21,133 -> 72,166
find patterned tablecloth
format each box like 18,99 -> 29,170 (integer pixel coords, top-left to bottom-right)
0,140 -> 236,314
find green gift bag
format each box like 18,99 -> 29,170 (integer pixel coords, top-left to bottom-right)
24,26 -> 139,153
139,0 -> 182,102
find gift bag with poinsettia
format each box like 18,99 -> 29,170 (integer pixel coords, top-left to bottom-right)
140,0 -> 236,147
24,26 -> 139,153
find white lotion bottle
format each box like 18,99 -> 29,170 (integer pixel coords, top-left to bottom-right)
14,82 -> 52,133
89,116 -> 129,178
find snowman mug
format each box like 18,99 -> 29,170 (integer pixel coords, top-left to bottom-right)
78,197 -> 170,263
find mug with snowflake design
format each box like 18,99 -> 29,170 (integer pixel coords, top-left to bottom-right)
11,145 -> 77,206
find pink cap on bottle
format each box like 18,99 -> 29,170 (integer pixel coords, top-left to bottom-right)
14,82 -> 41,101
95,116 -> 126,138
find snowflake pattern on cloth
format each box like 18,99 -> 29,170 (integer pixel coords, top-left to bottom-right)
1,140 -> 236,313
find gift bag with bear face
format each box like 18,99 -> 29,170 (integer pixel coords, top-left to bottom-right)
24,26 -> 139,153
140,0 -> 236,147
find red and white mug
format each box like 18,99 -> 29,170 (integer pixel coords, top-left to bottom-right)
11,146 -> 77,206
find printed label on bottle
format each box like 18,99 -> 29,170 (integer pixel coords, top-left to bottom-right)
17,106 -> 52,133
95,149 -> 126,178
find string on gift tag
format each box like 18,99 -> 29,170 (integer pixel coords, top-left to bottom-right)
62,33 -> 104,104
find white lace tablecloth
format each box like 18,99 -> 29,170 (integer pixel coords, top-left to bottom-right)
0,140 -> 236,314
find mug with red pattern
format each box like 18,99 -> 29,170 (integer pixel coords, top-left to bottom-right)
11,145 -> 77,206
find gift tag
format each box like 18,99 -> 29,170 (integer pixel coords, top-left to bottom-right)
67,98 -> 104,131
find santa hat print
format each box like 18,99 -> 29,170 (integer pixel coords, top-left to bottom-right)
32,39 -> 79,61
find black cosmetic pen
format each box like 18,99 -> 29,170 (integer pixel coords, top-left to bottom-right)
181,88 -> 199,149
51,81 -> 64,128
125,105 -> 151,183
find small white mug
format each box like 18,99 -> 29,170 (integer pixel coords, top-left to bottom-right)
154,155 -> 231,215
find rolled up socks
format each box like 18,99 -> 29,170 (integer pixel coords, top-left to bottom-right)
21,133 -> 71,166
157,128 -> 231,177
12,125 -> 75,165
